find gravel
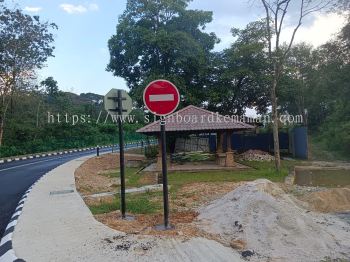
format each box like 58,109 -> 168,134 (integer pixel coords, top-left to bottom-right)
238,150 -> 275,161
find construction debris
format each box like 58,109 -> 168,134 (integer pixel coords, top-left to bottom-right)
238,150 -> 274,162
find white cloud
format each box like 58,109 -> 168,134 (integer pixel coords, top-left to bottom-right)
60,3 -> 99,14
88,3 -> 99,11
281,12 -> 347,47
24,6 -> 42,13
189,0 -> 346,50
60,4 -> 87,14
189,0 -> 260,51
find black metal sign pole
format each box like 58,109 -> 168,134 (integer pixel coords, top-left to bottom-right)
117,90 -> 126,219
160,119 -> 170,228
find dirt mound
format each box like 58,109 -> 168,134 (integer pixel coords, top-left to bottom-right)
300,188 -> 350,213
197,179 -> 350,262
255,179 -> 285,197
238,150 -> 274,161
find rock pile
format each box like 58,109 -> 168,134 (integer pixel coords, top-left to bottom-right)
238,149 -> 274,161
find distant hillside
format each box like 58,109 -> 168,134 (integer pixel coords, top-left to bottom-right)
79,93 -> 104,104
0,90 -> 144,158
64,92 -> 103,105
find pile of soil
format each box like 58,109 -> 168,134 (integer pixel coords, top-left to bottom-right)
197,179 -> 350,261
238,150 -> 274,161
299,187 -> 350,213
173,182 -> 244,211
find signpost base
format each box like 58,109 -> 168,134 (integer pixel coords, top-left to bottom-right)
154,224 -> 174,231
120,215 -> 135,221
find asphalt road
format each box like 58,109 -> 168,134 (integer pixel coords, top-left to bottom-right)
0,144 -> 136,239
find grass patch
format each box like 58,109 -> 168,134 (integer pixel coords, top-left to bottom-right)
89,201 -> 118,214
101,167 -> 143,188
89,191 -> 162,215
167,160 -> 299,188
92,159 -> 304,215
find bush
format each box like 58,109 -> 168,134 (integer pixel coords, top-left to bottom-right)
144,145 -> 158,159
172,152 -> 214,164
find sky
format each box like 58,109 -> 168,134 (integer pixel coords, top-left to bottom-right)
8,0 -> 347,98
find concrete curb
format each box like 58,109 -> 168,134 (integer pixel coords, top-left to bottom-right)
0,140 -> 156,262
0,140 -> 155,165
2,145 -> 243,262
0,183 -> 38,262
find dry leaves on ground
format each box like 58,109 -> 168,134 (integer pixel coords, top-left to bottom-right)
74,153 -> 145,194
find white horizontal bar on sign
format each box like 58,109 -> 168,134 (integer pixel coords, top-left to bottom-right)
149,94 -> 174,102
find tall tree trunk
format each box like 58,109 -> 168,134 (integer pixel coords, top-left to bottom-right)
272,65 -> 281,171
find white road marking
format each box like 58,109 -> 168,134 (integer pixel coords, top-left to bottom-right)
149,94 -> 174,102
0,145 -> 140,173
0,250 -> 17,262
5,220 -> 17,230
0,151 -> 95,172
0,157 -> 68,172
16,203 -> 24,209
0,232 -> 12,245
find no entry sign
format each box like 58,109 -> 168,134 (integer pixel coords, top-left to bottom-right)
143,80 -> 180,116
143,79 -> 179,230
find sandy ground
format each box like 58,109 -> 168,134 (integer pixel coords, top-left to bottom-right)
74,153 -> 146,194
13,156 -> 245,262
75,152 -> 245,238
196,179 -> 350,261
299,187 -> 350,213
90,182 -> 244,238
74,153 -> 350,261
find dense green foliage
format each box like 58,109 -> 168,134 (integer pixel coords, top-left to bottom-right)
107,0 -> 218,106
279,22 -> 350,156
0,1 -> 57,147
0,0 -> 349,159
0,84 -> 145,157
206,21 -> 270,115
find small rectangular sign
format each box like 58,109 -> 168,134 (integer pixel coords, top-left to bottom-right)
149,94 -> 174,102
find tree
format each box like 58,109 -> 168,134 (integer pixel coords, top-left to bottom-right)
333,0 -> 350,11
0,2 -> 57,145
279,43 -> 314,125
307,20 -> 350,155
206,20 -> 270,115
259,0 -> 331,171
107,0 -> 218,106
41,76 -> 59,97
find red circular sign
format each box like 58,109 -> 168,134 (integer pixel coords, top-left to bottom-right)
143,80 -> 180,116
